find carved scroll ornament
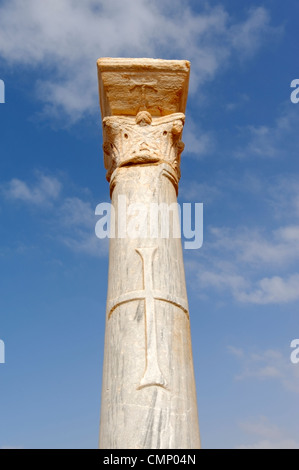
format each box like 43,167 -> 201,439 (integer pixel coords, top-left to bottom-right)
102,111 -> 185,182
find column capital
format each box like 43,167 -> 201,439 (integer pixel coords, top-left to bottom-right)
102,111 -> 185,184
97,58 -> 190,184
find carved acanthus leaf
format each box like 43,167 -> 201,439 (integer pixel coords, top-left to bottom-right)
102,111 -> 185,181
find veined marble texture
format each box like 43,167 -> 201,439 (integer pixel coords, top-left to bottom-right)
98,58 -> 200,449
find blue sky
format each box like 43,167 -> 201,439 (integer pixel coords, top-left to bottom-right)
0,0 -> 298,449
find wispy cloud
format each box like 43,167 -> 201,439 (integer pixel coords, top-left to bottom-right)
180,181 -> 221,203
237,273 -> 299,304
229,7 -> 278,57
227,345 -> 244,358
0,1 -> 279,122
183,118 -> 215,159
2,173 -> 61,205
57,196 -> 109,257
187,208 -> 299,304
228,346 -> 299,393
237,416 -> 299,449
181,169 -> 299,224
234,106 -> 299,159
209,225 -> 299,267
266,176 -> 299,221
226,93 -> 249,111
1,172 -> 108,257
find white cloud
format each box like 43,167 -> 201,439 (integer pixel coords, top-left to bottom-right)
228,346 -> 299,393
57,196 -> 109,257
0,1 -> 278,121
199,267 -> 249,295
61,231 -> 109,257
237,273 -> 299,304
179,181 -> 221,203
188,220 -> 299,304
238,438 -> 299,449
235,107 -> 299,159
226,93 -> 249,111
229,7 -> 276,56
59,197 -> 96,229
229,350 -> 299,448
210,225 -> 299,267
237,416 -> 299,449
2,173 -> 61,205
266,176 -> 299,221
182,117 -> 215,159
240,416 -> 283,440
1,173 -> 108,257
184,170 -> 299,223
227,345 -> 244,358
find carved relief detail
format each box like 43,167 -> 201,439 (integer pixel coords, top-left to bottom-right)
102,111 -> 185,182
107,246 -> 189,390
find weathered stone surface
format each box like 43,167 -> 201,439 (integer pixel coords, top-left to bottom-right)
98,58 -> 200,449
97,57 -> 190,119
102,111 -> 185,183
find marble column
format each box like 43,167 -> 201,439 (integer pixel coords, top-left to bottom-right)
97,58 -> 200,449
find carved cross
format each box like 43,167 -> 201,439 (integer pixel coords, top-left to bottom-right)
107,246 -> 189,390
129,79 -> 158,109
